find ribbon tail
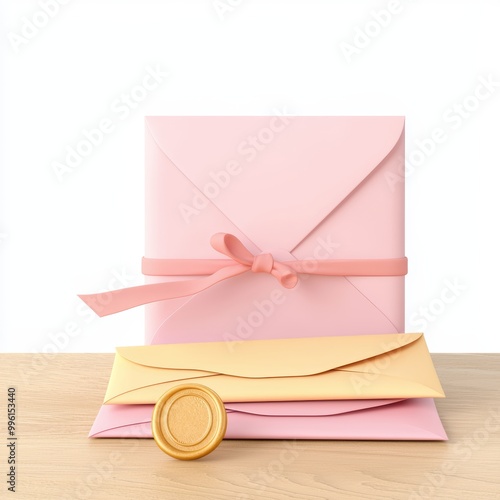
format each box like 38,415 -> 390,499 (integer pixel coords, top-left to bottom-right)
270,262 -> 298,289
78,264 -> 249,317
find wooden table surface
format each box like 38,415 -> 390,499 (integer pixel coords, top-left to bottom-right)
0,354 -> 499,500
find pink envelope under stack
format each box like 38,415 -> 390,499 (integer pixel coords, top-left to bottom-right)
86,116 -> 447,440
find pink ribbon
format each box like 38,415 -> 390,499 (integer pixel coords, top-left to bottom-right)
78,233 -> 407,317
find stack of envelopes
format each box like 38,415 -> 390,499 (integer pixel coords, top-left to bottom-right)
82,116 -> 447,440
90,333 -> 447,439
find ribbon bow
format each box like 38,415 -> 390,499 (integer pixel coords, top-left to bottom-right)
211,233 -> 298,289
79,232 -> 407,317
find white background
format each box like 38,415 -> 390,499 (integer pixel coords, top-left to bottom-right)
1,0 -> 499,353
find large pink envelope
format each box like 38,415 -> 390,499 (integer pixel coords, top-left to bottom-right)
89,399 -> 447,441
142,116 -> 406,345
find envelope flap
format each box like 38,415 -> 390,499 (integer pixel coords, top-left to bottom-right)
89,404 -> 152,435
146,116 -> 405,250
225,399 -> 403,416
116,333 -> 422,379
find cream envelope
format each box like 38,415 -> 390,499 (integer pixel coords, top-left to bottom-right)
103,333 -> 444,405
79,116 -> 406,345
89,399 -> 448,441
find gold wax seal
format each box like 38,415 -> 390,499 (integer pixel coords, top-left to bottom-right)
152,384 -> 227,460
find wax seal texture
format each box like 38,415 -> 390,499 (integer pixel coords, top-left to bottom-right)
152,384 -> 227,460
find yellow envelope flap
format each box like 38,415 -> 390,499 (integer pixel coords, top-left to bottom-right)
105,333 -> 445,404
116,333 -> 421,378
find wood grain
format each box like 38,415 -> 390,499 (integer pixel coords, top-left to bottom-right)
1,354 -> 499,500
